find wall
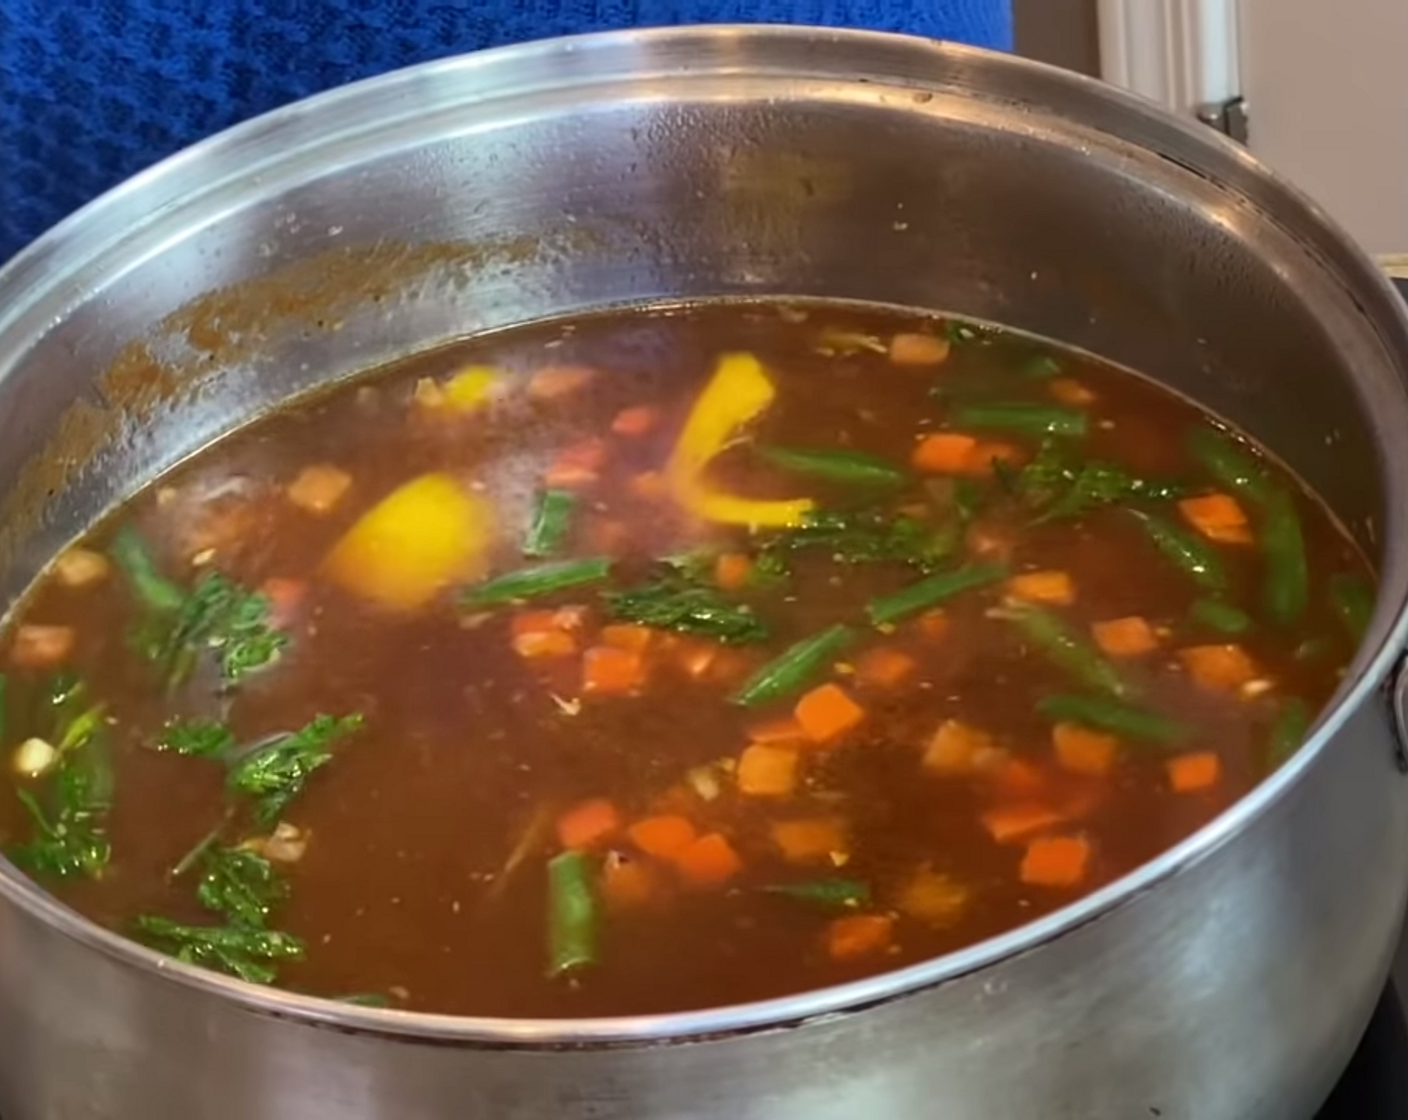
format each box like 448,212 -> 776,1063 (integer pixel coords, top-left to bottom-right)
1014,0 -> 1101,76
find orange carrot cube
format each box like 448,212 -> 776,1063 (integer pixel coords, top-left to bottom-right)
1052,723 -> 1118,777
286,463 -> 353,514
794,683 -> 865,744
771,816 -> 849,864
1048,377 -> 1096,406
611,405 -> 660,437
825,914 -> 895,961
599,624 -> 655,652
628,815 -> 698,860
1166,750 -> 1223,793
1020,834 -> 1092,888
1178,493 -> 1252,545
556,798 -> 621,850
599,856 -> 657,910
1091,616 -> 1158,657
675,832 -> 743,888
912,433 -> 979,474
889,332 -> 952,367
512,629 -> 577,659
1179,644 -> 1258,690
923,719 -> 995,775
981,803 -> 1068,845
581,645 -> 647,694
714,552 -> 754,592
1006,569 -> 1075,606
855,647 -> 918,689
748,716 -> 807,744
736,744 -> 801,797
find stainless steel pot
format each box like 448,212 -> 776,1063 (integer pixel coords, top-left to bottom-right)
1,25 -> 1408,1120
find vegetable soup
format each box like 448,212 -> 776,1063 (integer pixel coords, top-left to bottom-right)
0,303 -> 1372,1017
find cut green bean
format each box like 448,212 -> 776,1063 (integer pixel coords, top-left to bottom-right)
546,850 -> 597,979
732,624 -> 857,708
1261,489 -> 1309,627
523,489 -> 577,559
758,445 -> 906,487
1267,697 -> 1312,768
108,526 -> 185,614
866,562 -> 1009,626
1186,425 -> 1272,504
762,877 -> 870,911
1190,598 -> 1253,636
462,557 -> 612,609
1329,572 -> 1374,642
1037,693 -> 1184,744
950,402 -> 1088,439
1130,510 -> 1227,594
1000,606 -> 1128,697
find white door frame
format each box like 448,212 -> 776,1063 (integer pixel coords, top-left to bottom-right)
1096,0 -> 1241,120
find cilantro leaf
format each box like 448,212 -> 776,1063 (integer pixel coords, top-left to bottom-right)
228,714 -> 363,826
157,718 -> 236,758
132,914 -> 304,984
603,579 -> 768,644
197,847 -> 288,927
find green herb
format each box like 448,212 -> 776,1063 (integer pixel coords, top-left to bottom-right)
134,570 -> 288,687
1190,598 -> 1253,635
1186,426 -> 1272,504
1130,510 -> 1227,594
603,579 -> 768,645
1329,573 -> 1374,642
758,445 -> 906,487
108,526 -> 186,614
1267,697 -> 1313,768
546,850 -> 597,979
762,877 -> 870,910
950,402 -> 1088,439
198,847 -> 288,928
732,623 -> 858,707
1261,489 -> 1309,627
228,714 -> 363,826
1012,445 -> 1183,522
461,557 -> 613,608
1037,693 -> 1184,744
866,562 -> 1009,626
764,509 -> 949,571
1000,606 -> 1128,697
157,718 -> 236,758
523,489 -> 577,559
132,914 -> 304,985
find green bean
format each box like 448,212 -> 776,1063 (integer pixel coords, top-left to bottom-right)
1329,572 -> 1374,642
1000,606 -> 1128,697
1190,598 -> 1253,636
1267,697 -> 1312,769
108,526 -> 185,614
461,558 -> 612,608
950,402 -> 1088,438
732,624 -> 857,708
1037,693 -> 1184,744
1186,426 -> 1272,504
758,445 -> 906,486
866,562 -> 1009,626
762,877 -> 871,911
523,489 -> 577,559
1130,510 -> 1227,594
546,851 -> 597,979
1261,489 -> 1309,627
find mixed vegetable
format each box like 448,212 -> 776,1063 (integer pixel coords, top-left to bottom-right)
0,303 -> 1372,1017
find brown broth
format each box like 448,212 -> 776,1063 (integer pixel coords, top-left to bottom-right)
0,302 -> 1371,1017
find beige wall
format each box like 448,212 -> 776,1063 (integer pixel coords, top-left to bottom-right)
1014,0 -> 1100,76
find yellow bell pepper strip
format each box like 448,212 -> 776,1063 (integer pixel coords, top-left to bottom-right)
666,352 -> 814,528
323,472 -> 495,610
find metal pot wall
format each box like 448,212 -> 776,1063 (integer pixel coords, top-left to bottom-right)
1,26 -> 1408,1120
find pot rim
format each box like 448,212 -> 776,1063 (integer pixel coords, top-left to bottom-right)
4,22 -> 1408,1047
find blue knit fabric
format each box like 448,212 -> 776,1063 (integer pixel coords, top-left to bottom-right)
0,1 -> 1010,263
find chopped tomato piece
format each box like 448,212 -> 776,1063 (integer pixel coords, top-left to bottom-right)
714,552 -> 754,592
1178,493 -> 1252,545
11,624 -> 75,670
512,629 -> 578,659
825,914 -> 895,961
794,683 -> 865,744
511,606 -> 585,637
528,364 -> 595,400
675,832 -> 743,888
1006,570 -> 1075,606
1179,644 -> 1258,690
555,799 -> 621,850
1052,723 -> 1118,777
736,744 -> 800,797
1020,834 -> 1092,888
611,405 -> 660,437
286,464 -> 353,514
1091,616 -> 1158,657
1167,750 -> 1222,793
581,645 -> 647,695
855,647 -> 917,689
628,815 -> 698,860
771,816 -> 849,864
923,719 -> 995,775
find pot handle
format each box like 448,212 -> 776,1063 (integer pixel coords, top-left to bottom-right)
1389,654 -> 1408,773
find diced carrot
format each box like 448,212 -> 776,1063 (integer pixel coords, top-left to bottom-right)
512,629 -> 578,659
600,624 -> 655,652
794,683 -> 865,744
1091,616 -> 1158,657
714,552 -> 754,593
889,332 -> 952,367
528,364 -> 595,400
1179,644 -> 1258,691
1048,377 -> 1096,406
990,758 -> 1047,798
915,609 -> 950,642
599,855 -> 657,910
611,405 -> 660,437
736,744 -> 801,797
897,867 -> 971,927
555,798 -> 621,850
286,463 -> 353,514
675,832 -> 743,888
981,803 -> 1067,845
748,716 -> 806,744
923,719 -> 995,775
53,547 -> 110,589
825,914 -> 895,961
1178,493 -> 1252,545
968,441 -> 1026,475
855,647 -> 917,689
628,815 -> 698,860
259,577 -> 308,630
1006,570 -> 1075,606
511,607 -> 586,637
1166,750 -> 1222,793
1020,834 -> 1092,888
11,624 -> 75,670
582,645 -> 647,695
771,816 -> 849,864
544,439 -> 608,489
912,433 -> 978,474
628,471 -> 670,501
1052,723 -> 1118,777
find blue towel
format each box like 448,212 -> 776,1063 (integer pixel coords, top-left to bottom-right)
0,1 -> 1011,262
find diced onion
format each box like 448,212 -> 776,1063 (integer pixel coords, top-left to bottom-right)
12,738 -> 57,778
